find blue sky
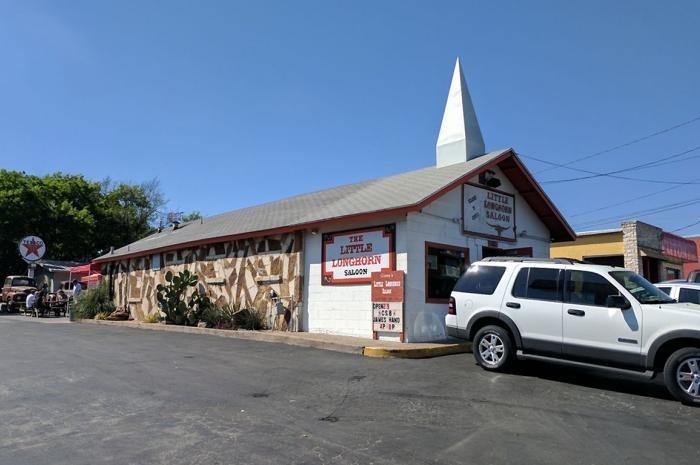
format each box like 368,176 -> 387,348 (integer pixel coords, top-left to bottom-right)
1,0 -> 699,236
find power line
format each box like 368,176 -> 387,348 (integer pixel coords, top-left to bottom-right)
520,147 -> 700,185
536,114 -> 700,174
573,197 -> 700,230
567,182 -> 695,218
673,219 -> 700,233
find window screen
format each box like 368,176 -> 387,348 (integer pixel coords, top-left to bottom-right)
565,270 -> 620,307
453,265 -> 506,295
511,267 -> 561,302
679,288 -> 700,305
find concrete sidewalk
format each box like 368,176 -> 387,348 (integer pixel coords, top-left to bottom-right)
73,319 -> 471,358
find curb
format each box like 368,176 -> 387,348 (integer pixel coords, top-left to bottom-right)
75,319 -> 365,355
363,343 -> 472,359
74,319 -> 471,359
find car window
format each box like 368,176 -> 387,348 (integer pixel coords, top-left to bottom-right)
657,287 -> 672,296
610,271 -> 675,304
512,267 -> 561,302
679,288 -> 700,305
453,265 -> 506,295
11,278 -> 35,287
565,270 -> 621,307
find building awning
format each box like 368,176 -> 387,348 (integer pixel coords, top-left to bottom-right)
662,232 -> 698,262
69,262 -> 101,274
80,273 -> 102,283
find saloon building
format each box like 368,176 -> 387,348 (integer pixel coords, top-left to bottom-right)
94,59 -> 575,342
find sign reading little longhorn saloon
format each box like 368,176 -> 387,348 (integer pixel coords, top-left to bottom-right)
19,235 -> 46,262
463,183 -> 516,241
322,225 -> 395,284
371,270 -> 404,335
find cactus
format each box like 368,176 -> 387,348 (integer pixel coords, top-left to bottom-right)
155,270 -> 200,325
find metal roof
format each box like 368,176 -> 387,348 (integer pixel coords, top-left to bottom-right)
96,148 -> 575,262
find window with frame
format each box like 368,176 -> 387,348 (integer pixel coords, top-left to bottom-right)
425,244 -> 469,302
679,288 -> 700,304
512,267 -> 561,302
565,270 -> 621,307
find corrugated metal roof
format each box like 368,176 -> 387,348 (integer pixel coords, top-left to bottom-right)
97,149 -> 510,261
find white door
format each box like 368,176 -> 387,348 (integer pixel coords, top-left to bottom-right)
502,266 -> 563,356
562,269 -> 642,369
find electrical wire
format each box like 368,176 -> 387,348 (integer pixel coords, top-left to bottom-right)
573,197 -> 700,229
520,149 -> 700,185
536,145 -> 700,185
536,114 -> 700,174
673,219 -> 700,233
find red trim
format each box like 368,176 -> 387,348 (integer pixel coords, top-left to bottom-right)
462,182 -> 517,243
95,148 -> 575,264
424,242 -> 470,304
321,225 -> 396,285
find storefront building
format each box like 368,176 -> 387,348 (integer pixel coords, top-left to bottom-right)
682,236 -> 700,279
94,60 -> 575,342
551,221 -> 698,283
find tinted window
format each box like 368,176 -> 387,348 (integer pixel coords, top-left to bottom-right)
657,287 -> 672,296
453,265 -> 506,295
566,270 -> 621,307
426,246 -> 469,300
512,267 -> 561,301
679,288 -> 700,305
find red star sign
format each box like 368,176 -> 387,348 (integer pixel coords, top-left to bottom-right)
22,239 -> 44,259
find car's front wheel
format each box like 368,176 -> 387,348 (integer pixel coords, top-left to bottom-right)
663,347 -> 700,406
473,325 -> 514,372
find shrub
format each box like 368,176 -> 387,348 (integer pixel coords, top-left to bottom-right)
74,281 -> 115,319
234,307 -> 267,330
143,313 -> 160,324
94,311 -> 111,320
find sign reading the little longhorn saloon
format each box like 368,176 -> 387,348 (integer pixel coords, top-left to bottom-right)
322,225 -> 395,285
18,235 -> 46,262
463,183 -> 516,241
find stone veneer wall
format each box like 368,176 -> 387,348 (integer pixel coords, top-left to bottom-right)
104,232 -> 303,330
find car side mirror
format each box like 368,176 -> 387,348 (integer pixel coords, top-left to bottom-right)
606,295 -> 630,310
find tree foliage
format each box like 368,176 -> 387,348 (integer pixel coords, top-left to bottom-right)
0,170 -> 166,278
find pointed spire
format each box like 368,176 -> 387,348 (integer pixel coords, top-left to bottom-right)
436,58 -> 485,167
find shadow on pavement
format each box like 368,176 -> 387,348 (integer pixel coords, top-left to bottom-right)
511,359 -> 674,402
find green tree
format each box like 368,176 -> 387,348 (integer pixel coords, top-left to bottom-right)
0,171 -> 166,279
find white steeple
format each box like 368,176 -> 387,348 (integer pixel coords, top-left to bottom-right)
436,58 -> 485,167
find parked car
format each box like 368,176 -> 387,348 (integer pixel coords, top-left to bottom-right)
657,281 -> 700,305
445,257 -> 700,405
1,276 -> 37,312
687,269 -> 700,284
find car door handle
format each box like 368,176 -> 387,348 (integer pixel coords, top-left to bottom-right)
505,302 -> 521,309
567,309 -> 585,317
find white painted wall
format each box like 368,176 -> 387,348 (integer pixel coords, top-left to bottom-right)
404,167 -> 551,342
302,215 -> 408,339
301,166 -> 553,342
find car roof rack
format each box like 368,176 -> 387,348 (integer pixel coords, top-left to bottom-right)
479,257 -> 593,265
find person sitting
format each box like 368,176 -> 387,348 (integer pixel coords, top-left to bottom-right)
25,291 -> 36,316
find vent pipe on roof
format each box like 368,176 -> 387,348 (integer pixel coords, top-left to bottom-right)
436,58 -> 486,167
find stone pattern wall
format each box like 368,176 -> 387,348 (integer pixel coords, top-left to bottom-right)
105,232 -> 303,330
622,221 -> 642,274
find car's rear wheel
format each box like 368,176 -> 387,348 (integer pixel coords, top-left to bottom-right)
473,325 -> 514,372
663,347 -> 700,405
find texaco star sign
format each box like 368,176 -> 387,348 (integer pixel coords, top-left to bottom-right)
19,236 -> 46,262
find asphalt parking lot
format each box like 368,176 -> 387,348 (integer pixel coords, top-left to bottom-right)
1,315 -> 698,465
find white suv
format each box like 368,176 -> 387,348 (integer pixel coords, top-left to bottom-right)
445,257 -> 700,405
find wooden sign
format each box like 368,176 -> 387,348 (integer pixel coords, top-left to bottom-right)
371,270 -> 404,336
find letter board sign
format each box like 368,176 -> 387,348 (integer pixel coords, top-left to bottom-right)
322,225 -> 395,285
371,270 -> 404,334
463,183 -> 516,241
